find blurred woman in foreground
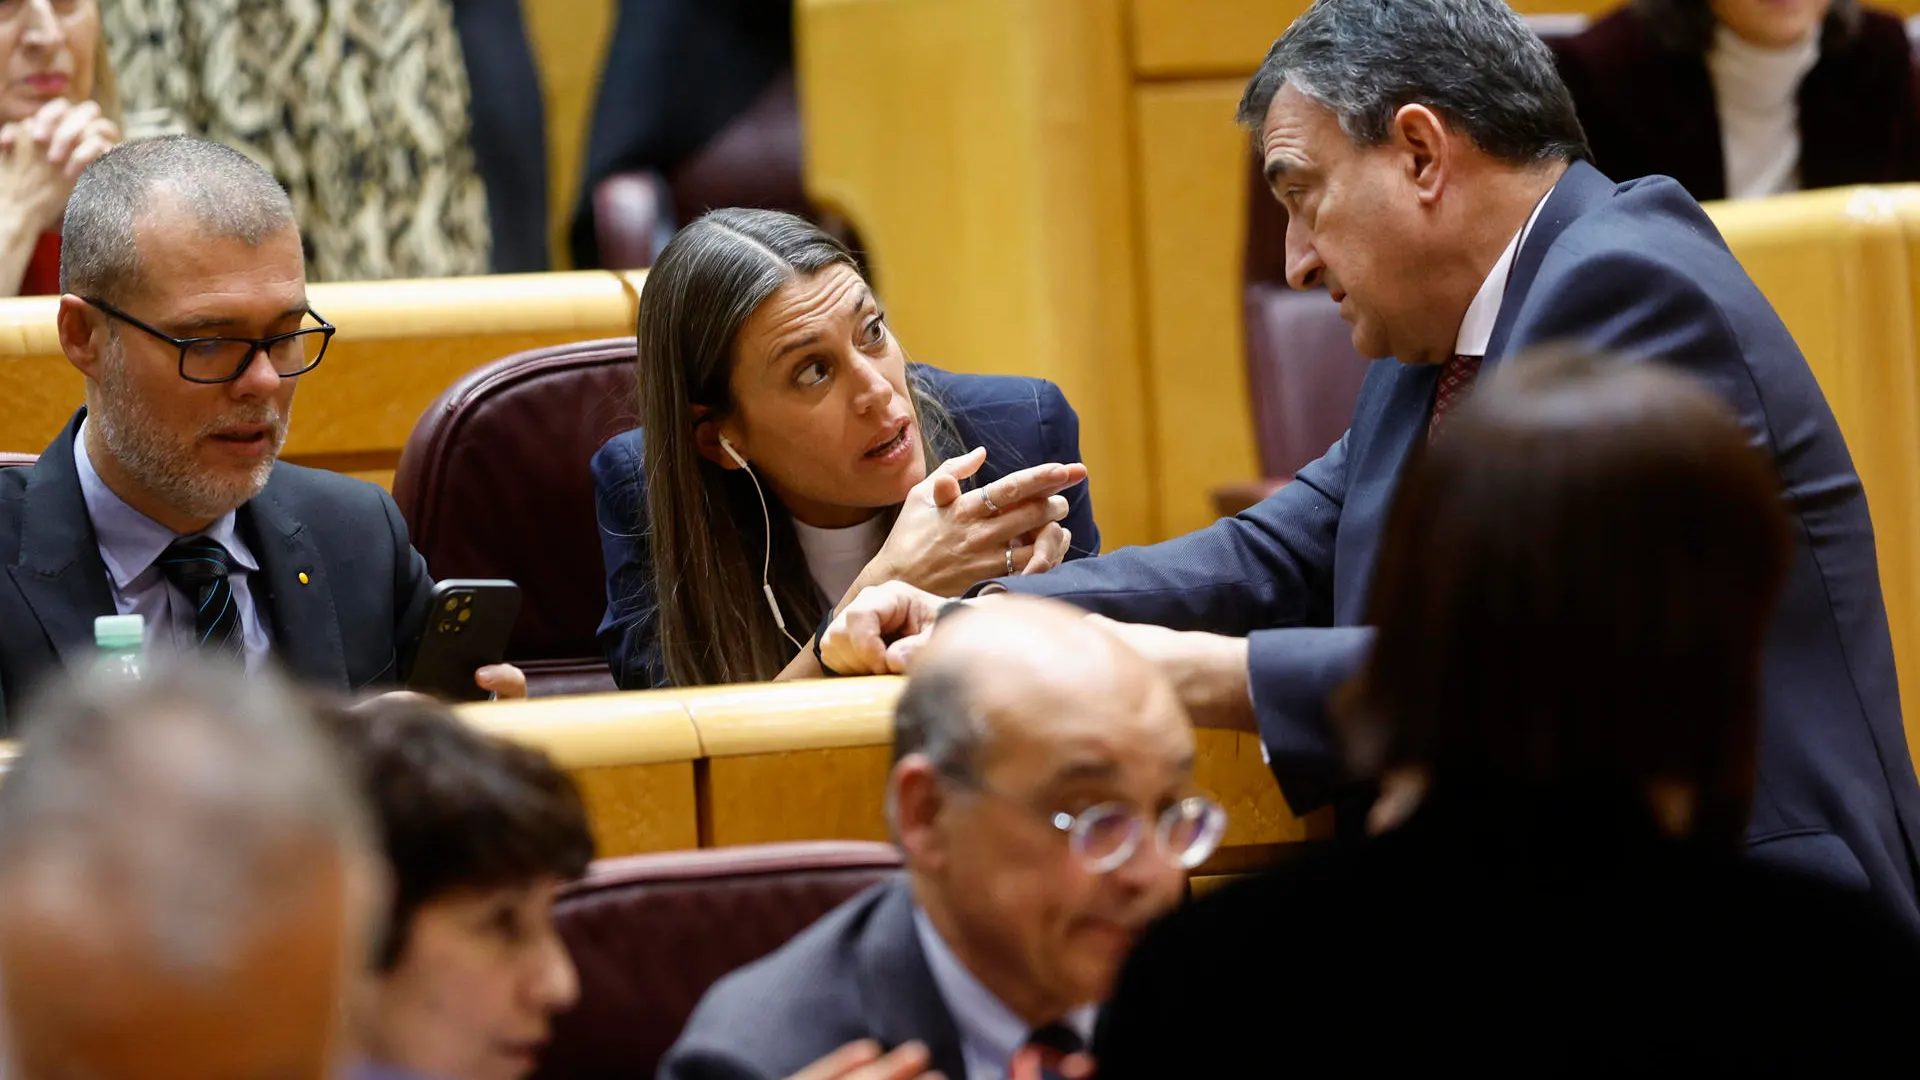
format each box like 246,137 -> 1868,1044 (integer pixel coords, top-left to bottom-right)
1093,347 -> 1920,1075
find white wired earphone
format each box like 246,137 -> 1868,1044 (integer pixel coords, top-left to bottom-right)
720,434 -> 806,652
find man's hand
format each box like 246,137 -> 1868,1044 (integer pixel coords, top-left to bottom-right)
474,663 -> 528,700
1009,1046 -> 1095,1079
788,1039 -> 943,1080
1085,615 -> 1256,733
819,581 -> 948,675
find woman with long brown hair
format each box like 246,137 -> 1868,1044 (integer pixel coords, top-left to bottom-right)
593,208 -> 1097,688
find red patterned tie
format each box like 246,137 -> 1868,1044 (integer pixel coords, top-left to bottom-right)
1428,354 -> 1484,445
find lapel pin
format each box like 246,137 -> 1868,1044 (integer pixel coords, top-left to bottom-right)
298,572 -> 310,585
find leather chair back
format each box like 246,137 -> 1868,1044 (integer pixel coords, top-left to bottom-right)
592,69 -> 867,274
392,339 -> 638,696
0,453 -> 37,469
533,841 -> 904,1080
1242,151 -> 1372,482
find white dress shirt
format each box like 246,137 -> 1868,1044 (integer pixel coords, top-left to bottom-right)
913,908 -> 1097,1080
1707,22 -> 1821,200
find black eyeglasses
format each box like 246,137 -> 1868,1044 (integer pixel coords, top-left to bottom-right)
83,297 -> 335,385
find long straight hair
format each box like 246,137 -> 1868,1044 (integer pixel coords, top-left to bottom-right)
636,208 -> 957,687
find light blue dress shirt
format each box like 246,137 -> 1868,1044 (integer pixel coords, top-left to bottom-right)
73,420 -> 271,669
912,907 -> 1097,1080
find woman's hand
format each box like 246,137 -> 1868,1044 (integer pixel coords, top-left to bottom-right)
0,99 -> 119,233
867,447 -> 1086,599
0,97 -> 118,237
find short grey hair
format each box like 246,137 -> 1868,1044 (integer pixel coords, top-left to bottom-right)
60,135 -> 298,303
1238,0 -> 1589,165
888,668 -> 989,826
0,656 -> 374,975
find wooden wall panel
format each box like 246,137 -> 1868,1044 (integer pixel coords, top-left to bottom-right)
1125,0 -> 1920,80
1132,81 -> 1261,537
572,762 -> 701,856
702,745 -> 897,847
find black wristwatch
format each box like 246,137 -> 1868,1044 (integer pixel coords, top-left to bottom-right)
813,604 -> 845,677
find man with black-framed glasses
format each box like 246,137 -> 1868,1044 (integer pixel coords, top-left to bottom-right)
665,596 -> 1214,1080
0,135 -> 524,729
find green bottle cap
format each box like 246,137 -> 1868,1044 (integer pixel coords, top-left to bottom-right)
94,614 -> 145,650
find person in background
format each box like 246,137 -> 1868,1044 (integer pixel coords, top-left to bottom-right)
321,695 -> 594,1080
0,657 -> 384,1080
1553,0 -> 1920,202
594,208 -> 1097,689
1091,350 -> 1920,1075
0,136 -> 524,729
662,597 -> 1211,1080
0,0 -> 120,297
100,0 -> 491,282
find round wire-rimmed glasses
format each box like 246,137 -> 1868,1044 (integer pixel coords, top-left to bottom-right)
948,772 -> 1230,874
84,296 -> 335,384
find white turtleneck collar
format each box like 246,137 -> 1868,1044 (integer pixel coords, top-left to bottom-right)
1706,21 -> 1822,200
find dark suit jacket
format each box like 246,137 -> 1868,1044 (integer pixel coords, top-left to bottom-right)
594,365 -> 1099,689
1094,785 -> 1920,1077
450,0 -> 550,273
1552,6 -> 1920,203
569,0 -> 793,268
997,160 -> 1920,933
659,877 -> 967,1080
0,410 -> 435,731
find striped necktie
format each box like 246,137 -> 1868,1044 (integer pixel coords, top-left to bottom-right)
1428,353 -> 1484,445
156,537 -> 243,658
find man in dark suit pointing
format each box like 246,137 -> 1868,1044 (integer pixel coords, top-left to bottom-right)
0,136 -> 524,728
823,0 -> 1920,934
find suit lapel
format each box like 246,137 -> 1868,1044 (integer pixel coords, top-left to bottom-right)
1485,160 -> 1619,364
854,879 -> 968,1080
9,411 -> 117,664
240,485 -> 350,691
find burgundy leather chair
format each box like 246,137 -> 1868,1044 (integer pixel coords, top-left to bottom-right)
591,68 -> 867,274
533,841 -> 904,1080
392,340 -> 639,697
0,453 -> 37,469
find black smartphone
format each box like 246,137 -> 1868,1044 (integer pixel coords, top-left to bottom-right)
406,579 -> 522,702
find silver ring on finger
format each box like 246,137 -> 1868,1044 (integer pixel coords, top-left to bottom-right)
1005,542 -> 1016,576
980,487 -> 1002,515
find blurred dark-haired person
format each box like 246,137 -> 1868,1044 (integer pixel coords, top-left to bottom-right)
593,207 -> 1097,689
1553,0 -> 1920,202
1092,351 -> 1920,1076
821,0 -> 1920,936
320,694 -> 594,1080
0,656 -> 383,1080
663,597 -> 1204,1080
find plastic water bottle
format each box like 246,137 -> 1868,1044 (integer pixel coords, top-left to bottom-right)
93,614 -> 146,680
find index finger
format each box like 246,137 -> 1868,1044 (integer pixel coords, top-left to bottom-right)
976,461 -> 1087,513
847,1042 -> 935,1080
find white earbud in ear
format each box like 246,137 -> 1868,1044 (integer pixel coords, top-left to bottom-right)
716,430 -> 804,654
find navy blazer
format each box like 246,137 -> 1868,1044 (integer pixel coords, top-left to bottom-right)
999,161 -> 1920,932
0,409 -> 435,731
660,877 -> 967,1080
593,365 -> 1098,689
